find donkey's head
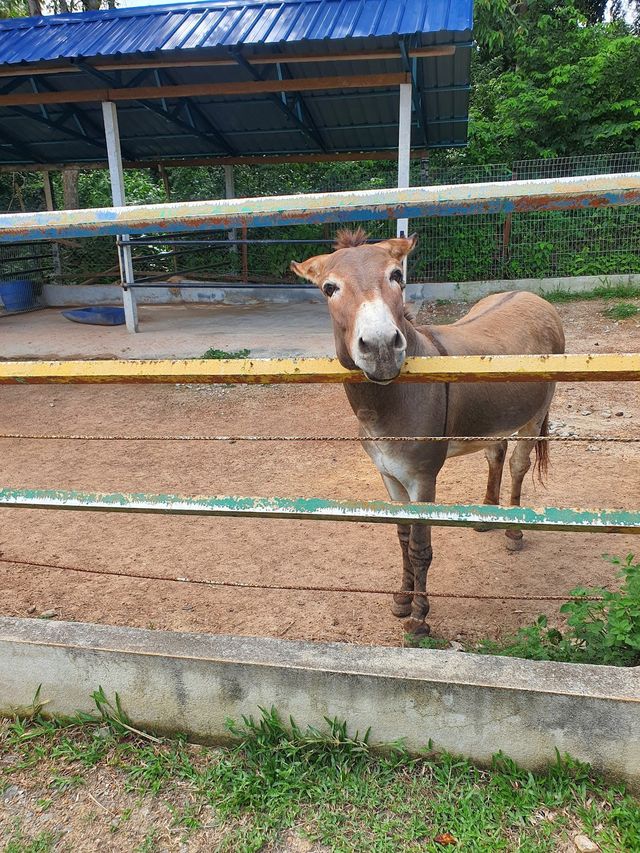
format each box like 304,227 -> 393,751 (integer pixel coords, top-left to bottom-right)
291,229 -> 417,383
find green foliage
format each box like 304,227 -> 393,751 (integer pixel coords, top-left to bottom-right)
474,554 -> 640,666
469,0 -> 640,163
4,821 -> 59,853
604,301 -> 640,319
544,282 -> 640,302
201,347 -> 250,359
3,706 -> 640,851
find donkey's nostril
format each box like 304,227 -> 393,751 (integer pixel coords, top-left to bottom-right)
393,330 -> 404,349
358,336 -> 371,354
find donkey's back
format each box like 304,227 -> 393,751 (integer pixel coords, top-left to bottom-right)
424,291 -> 565,358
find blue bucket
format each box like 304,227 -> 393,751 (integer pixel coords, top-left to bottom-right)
0,279 -> 35,313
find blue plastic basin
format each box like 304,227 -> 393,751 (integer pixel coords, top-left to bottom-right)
0,279 -> 35,312
62,306 -> 126,326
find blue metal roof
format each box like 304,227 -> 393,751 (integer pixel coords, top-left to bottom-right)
0,0 -> 473,168
0,1 -> 473,64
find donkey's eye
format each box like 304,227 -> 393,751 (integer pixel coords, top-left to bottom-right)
322,282 -> 339,297
390,269 -> 404,286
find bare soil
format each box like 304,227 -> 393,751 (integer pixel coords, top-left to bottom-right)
0,300 -> 638,646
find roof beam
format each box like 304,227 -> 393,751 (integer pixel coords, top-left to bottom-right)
0,148 -> 430,173
156,67 -> 238,156
232,52 -> 326,153
275,60 -> 328,154
26,73 -> 138,162
12,105 -> 111,153
78,61 -> 237,157
0,72 -> 411,108
0,45 -> 463,78
0,125 -> 46,164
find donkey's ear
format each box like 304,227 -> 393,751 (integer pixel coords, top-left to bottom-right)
377,233 -> 418,261
290,254 -> 329,285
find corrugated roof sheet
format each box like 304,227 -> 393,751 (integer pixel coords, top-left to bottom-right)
0,0 -> 472,64
0,0 -> 474,168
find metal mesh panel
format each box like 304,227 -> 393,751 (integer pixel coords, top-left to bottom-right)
6,154 -> 635,288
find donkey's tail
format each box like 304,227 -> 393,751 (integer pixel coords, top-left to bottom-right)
533,412 -> 550,484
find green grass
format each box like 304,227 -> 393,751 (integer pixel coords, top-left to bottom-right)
1,706 -> 639,852
603,301 -> 640,320
4,820 -> 59,853
543,282 -> 640,303
201,347 -> 250,359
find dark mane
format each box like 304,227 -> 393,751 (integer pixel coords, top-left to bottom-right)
334,227 -> 368,249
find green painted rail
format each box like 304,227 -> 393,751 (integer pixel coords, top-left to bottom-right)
0,488 -> 638,534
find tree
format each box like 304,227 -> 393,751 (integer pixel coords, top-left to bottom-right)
465,0 -> 640,162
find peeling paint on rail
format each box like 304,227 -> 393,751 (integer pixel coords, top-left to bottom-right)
0,488 -> 639,533
1,354 -> 639,385
0,174 -> 639,243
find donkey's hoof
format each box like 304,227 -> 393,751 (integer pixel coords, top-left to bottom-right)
505,531 -> 524,552
403,617 -> 431,639
473,523 -> 492,533
391,595 -> 413,618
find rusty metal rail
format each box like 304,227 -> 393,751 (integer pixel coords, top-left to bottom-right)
1,353 -> 639,385
0,173 -> 639,244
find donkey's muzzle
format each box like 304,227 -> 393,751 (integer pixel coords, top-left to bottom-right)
356,326 -> 407,383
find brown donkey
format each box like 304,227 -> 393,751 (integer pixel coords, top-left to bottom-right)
291,229 -> 565,639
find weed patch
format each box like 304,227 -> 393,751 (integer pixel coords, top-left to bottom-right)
604,302 -> 640,320
201,347 -> 250,359
449,554 -> 640,667
544,283 -> 640,303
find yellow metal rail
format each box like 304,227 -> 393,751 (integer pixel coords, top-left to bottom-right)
0,354 -> 639,385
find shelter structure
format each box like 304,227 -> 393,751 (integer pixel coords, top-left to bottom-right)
0,0 -> 473,331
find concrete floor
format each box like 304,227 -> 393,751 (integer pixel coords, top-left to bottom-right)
0,302 -> 338,360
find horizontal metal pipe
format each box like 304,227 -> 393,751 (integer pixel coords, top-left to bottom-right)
0,487 -> 638,533
1,173 -> 639,243
124,238 -> 376,246
0,354 -> 638,385
125,282 -> 316,289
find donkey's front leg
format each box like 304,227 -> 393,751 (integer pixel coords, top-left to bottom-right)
391,523 -> 414,617
404,478 -> 437,638
381,475 -> 414,618
404,523 -> 433,637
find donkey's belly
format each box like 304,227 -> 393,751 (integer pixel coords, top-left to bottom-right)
446,440 -> 495,459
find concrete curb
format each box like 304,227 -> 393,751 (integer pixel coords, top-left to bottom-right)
1,618 -> 638,783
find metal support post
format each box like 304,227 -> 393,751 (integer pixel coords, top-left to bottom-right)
223,164 -> 237,247
102,101 -> 138,333
397,82 -> 412,282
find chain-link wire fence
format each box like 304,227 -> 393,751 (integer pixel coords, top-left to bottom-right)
127,152 -> 640,286
2,153 -> 639,297
0,173 -> 57,316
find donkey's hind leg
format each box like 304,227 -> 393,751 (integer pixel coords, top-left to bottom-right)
506,410 -> 549,552
474,440 -> 508,532
382,475 -> 414,618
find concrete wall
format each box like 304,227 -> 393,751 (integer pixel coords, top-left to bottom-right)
43,283 -> 322,306
42,273 -> 640,308
1,617 -> 638,784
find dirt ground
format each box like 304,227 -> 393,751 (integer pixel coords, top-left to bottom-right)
0,299 -> 638,646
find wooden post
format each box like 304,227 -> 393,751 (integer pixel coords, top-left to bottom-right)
42,172 -> 63,283
159,165 -> 178,275
223,165 -> 237,248
241,221 -> 249,282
